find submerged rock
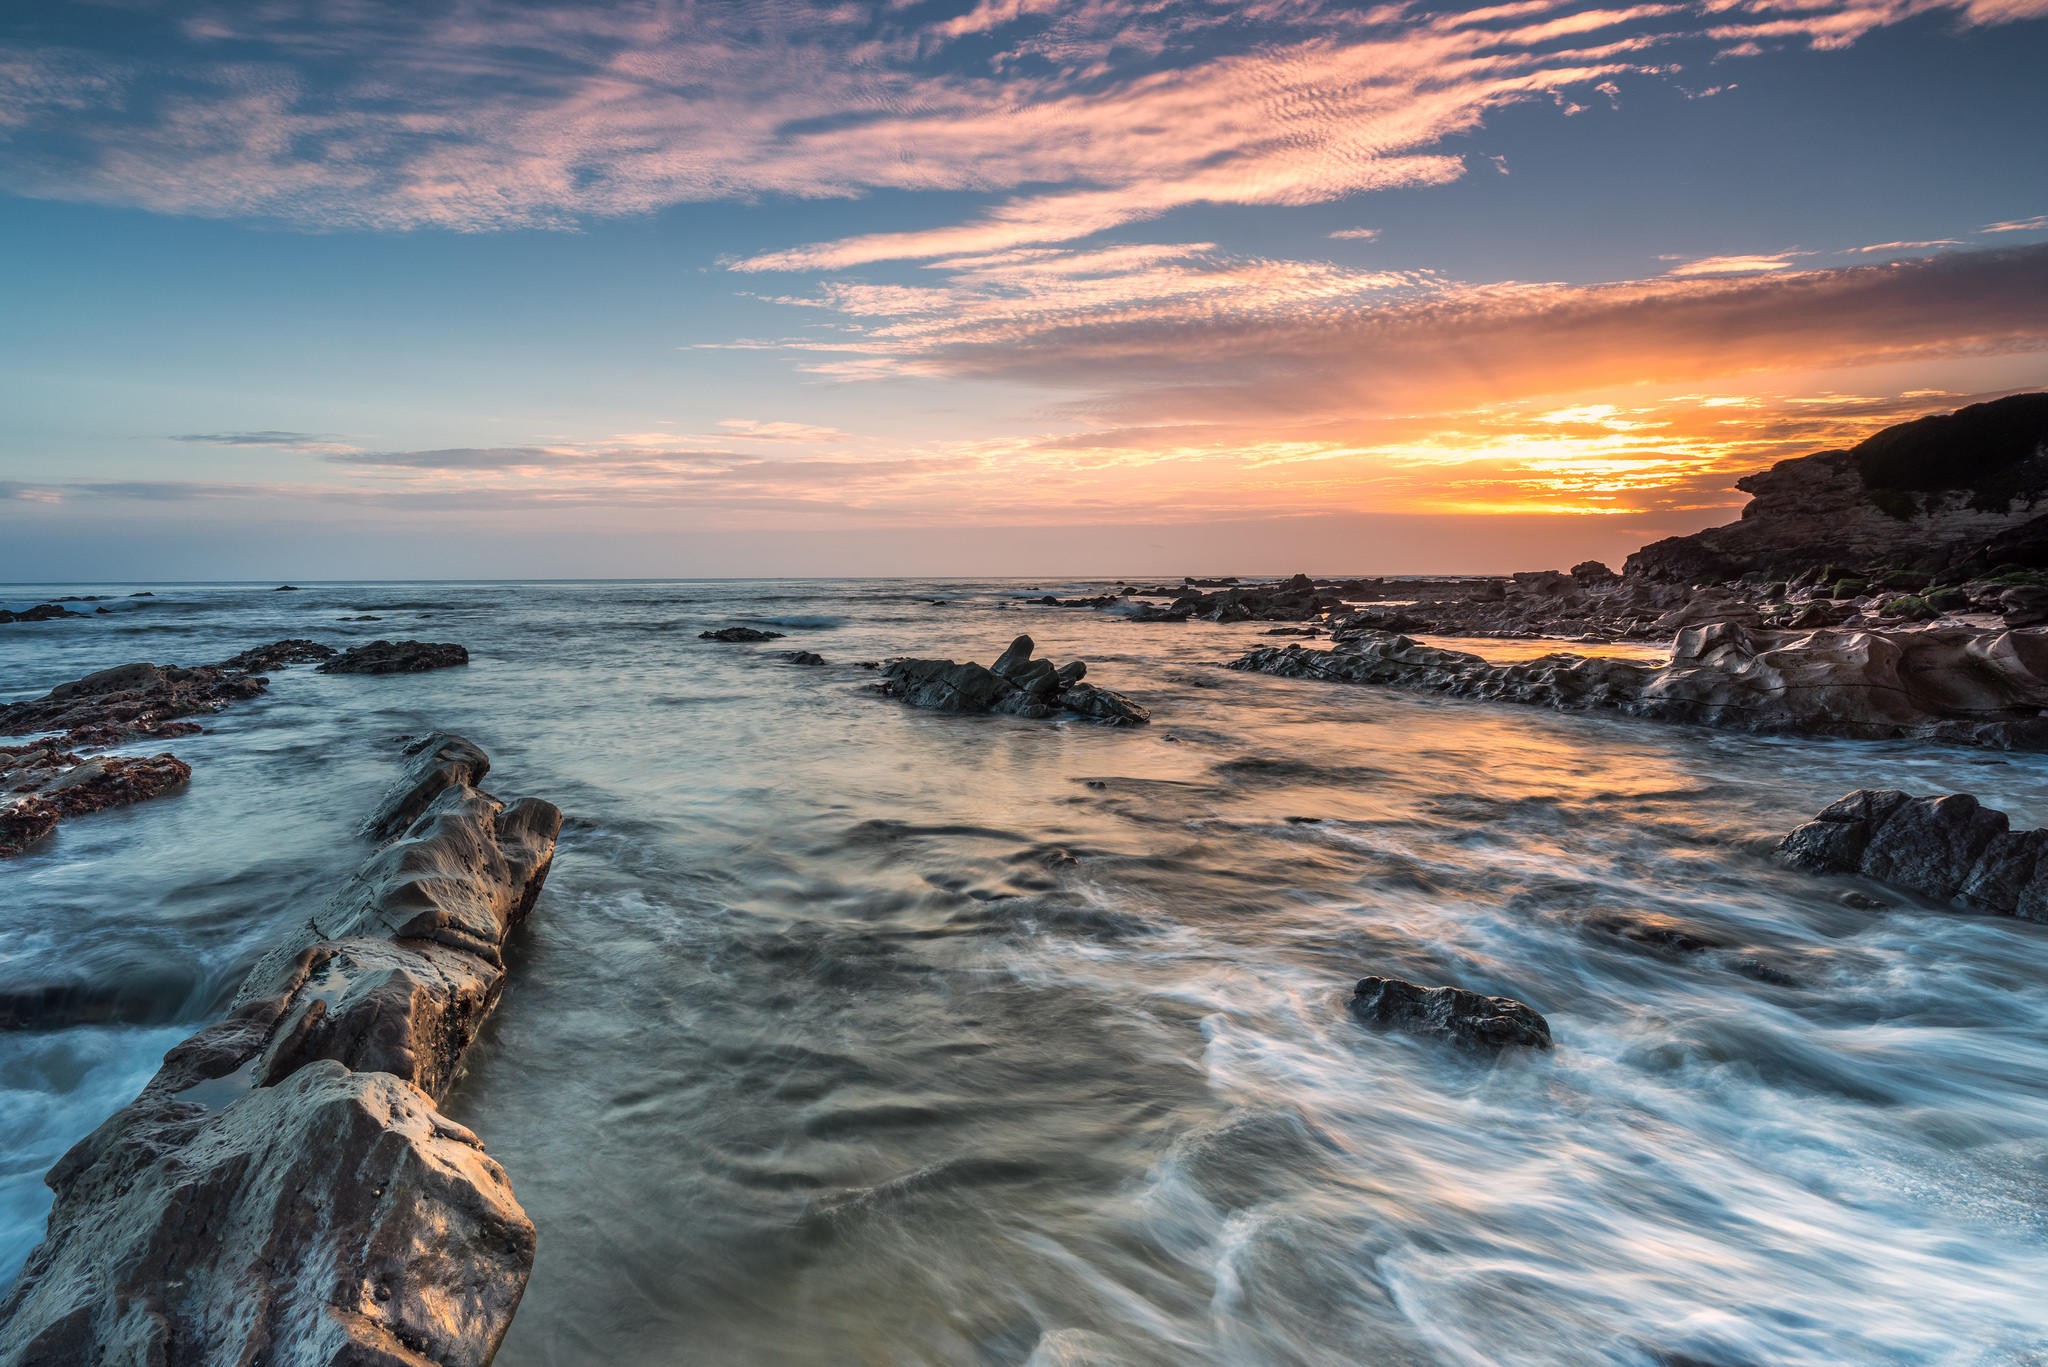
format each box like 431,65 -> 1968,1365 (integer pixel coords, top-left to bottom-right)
317,638 -> 470,674
700,626 -> 785,642
1348,976 -> 1553,1051
1230,622 -> 2048,748
879,635 -> 1149,725
785,650 -> 826,665
0,734 -> 560,1366
1777,788 -> 2048,922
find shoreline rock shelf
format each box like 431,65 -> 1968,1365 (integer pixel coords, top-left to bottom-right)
879,635 -> 1150,725
0,749 -> 193,859
0,732 -> 562,1366
1230,622 -> 2048,749
1778,789 -> 2048,922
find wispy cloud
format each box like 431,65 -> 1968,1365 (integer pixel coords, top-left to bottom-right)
171,430 -> 364,455
1983,213 -> 2048,233
1663,251 -> 1807,276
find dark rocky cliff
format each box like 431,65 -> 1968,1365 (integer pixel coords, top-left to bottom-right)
1626,392 -> 2048,583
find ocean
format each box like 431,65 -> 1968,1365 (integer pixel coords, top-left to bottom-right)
3,579 -> 2046,1366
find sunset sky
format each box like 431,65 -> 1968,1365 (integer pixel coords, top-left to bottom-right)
3,0 -> 2046,578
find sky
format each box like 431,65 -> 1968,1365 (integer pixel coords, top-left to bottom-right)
2,0 -> 2046,580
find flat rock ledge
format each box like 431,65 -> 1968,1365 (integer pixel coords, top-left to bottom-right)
1778,789 -> 2048,922
700,626 -> 785,642
1349,976 -> 1553,1051
1230,622 -> 2048,749
879,634 -> 1150,725
0,748 -> 192,858
0,732 -> 563,1367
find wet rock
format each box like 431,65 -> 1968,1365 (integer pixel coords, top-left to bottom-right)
317,638 -> 470,674
880,635 -> 1149,725
699,626 -> 785,642
0,753 -> 192,858
785,650 -> 826,665
0,735 -> 560,1366
362,731 -> 492,841
2000,585 -> 2048,627
1777,788 -> 2048,921
1230,622 -> 2048,749
0,603 -> 87,624
218,637 -> 338,671
0,643 -> 345,745
274,584 -> 301,590
1348,975 -> 1552,1051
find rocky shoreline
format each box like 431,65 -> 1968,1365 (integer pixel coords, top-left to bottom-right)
0,733 -> 560,1366
879,635 -> 1150,725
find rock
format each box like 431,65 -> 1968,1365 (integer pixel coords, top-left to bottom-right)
1348,975 -> 1552,1051
362,732 -> 493,841
2000,585 -> 2048,627
1571,560 -> 1619,586
0,603 -> 87,624
880,636 -> 1149,725
1775,788 -> 2048,921
1625,393 -> 2048,583
1230,622 -> 2048,749
218,637 -> 338,672
317,639 -> 470,674
274,584 -> 301,590
784,650 -> 826,665
0,752 -> 191,857
698,626 -> 785,642
0,736 -> 561,1365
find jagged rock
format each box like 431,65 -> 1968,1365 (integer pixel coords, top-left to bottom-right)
784,650 -> 826,665
0,736 -> 560,1366
317,639 -> 470,674
1231,622 -> 2048,748
1348,976 -> 1552,1051
363,732 -> 493,841
1776,788 -> 2048,922
1,752 -> 192,858
0,641 -> 353,744
698,626 -> 784,642
218,637 -> 338,671
1571,560 -> 1619,586
880,635 -> 1149,725
0,603 -> 85,624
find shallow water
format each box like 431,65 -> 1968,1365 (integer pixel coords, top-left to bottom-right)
3,580 -> 2046,1366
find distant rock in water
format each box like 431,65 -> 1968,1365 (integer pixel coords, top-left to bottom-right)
1778,789 -> 2048,922
785,650 -> 826,665
1230,622 -> 2048,749
1349,976 -> 1553,1051
217,638 -> 337,672
880,634 -> 1149,725
316,638 -> 469,674
1626,392 -> 2048,583
0,734 -> 561,1366
0,749 -> 191,859
0,603 -> 86,624
700,626 -> 785,642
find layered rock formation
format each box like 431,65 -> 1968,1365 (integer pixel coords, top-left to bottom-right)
880,634 -> 1149,725
0,733 -> 562,1366
1777,789 -> 2048,922
1626,392 -> 2048,583
1230,622 -> 2048,748
1349,976 -> 1552,1051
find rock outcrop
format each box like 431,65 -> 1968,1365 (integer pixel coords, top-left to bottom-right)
317,639 -> 470,674
0,749 -> 192,858
1777,789 -> 2048,922
1230,622 -> 2048,748
880,635 -> 1149,725
1626,392 -> 2048,583
0,603 -> 86,624
0,733 -> 561,1367
784,650 -> 826,666
699,626 -> 785,642
1348,976 -> 1553,1051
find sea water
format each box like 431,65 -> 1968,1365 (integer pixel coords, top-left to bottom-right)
2,580 -> 2045,1366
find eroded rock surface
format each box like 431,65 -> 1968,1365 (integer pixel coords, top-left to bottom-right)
1231,622 -> 2048,748
1778,789 -> 2048,922
1349,976 -> 1553,1051
0,750 -> 192,858
0,734 -> 562,1367
318,639 -> 471,674
880,635 -> 1149,725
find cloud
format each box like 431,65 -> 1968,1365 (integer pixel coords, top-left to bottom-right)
1663,251 -> 1806,276
1329,227 -> 1382,241
171,430 -> 364,455
1983,213 -> 2048,233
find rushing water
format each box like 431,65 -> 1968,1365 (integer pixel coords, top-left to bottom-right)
3,580 -> 2047,1367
